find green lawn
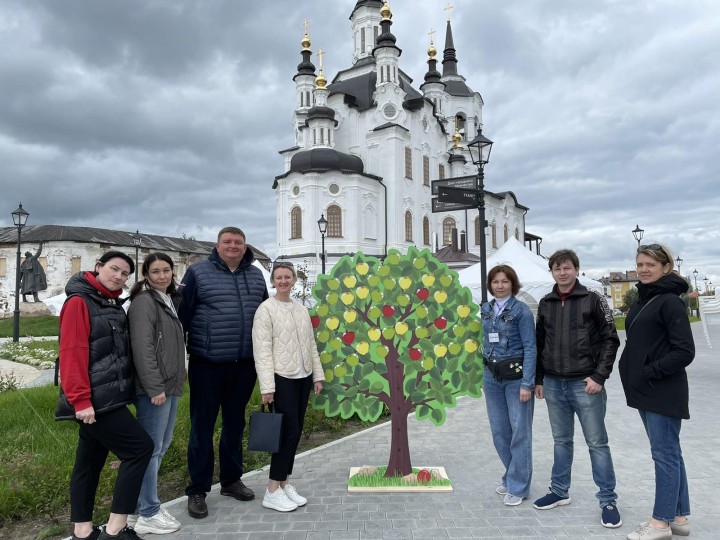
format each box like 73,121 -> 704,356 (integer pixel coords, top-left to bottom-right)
0,316 -> 59,338
0,381 -> 365,534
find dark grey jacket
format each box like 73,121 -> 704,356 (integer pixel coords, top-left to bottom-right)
128,288 -> 186,397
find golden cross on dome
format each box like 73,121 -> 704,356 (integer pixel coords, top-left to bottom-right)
428,28 -> 436,44
317,48 -> 325,70
303,18 -> 309,34
444,2 -> 454,22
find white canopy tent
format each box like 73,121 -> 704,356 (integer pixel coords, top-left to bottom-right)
457,237 -> 604,313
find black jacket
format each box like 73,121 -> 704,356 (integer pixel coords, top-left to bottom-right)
55,272 -> 134,420
619,273 -> 694,418
536,281 -> 620,386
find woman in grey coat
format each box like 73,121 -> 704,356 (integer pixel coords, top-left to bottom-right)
128,253 -> 186,535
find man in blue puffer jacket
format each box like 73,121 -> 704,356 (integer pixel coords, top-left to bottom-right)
178,227 -> 268,519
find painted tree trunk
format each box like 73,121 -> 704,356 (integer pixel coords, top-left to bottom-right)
384,410 -> 412,477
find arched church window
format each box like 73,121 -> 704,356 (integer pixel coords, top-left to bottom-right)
515,227 -> 520,240
327,205 -> 342,237
504,223 -> 509,242
423,217 -> 430,245
455,114 -> 466,139
442,217 -> 456,246
492,222 -> 498,248
405,211 -> 413,242
290,207 -> 302,239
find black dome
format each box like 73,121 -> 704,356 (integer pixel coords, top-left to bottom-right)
290,149 -> 364,174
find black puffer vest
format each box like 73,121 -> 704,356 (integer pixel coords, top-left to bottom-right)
55,273 -> 134,420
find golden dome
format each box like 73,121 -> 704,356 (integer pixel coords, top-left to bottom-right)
381,0 -> 392,20
453,128 -> 462,148
301,32 -> 311,51
316,70 -> 327,89
428,43 -> 437,59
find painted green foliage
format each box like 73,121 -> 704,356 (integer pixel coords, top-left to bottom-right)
309,247 -> 483,477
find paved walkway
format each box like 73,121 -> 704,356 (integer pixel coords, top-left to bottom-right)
140,323 -> 717,540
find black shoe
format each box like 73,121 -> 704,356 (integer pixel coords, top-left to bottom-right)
187,493 -> 209,519
220,479 -> 255,501
97,526 -> 141,539
72,525 -> 102,540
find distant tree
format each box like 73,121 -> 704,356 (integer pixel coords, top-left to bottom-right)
310,247 -> 483,478
291,260 -> 314,307
620,287 -> 638,312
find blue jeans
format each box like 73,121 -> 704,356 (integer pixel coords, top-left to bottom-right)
543,376 -> 617,506
639,410 -> 690,522
135,394 -> 179,517
483,368 -> 534,497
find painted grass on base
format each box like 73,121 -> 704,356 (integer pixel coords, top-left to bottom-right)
347,466 -> 451,488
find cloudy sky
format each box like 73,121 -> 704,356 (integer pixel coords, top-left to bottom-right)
2,0 -> 718,284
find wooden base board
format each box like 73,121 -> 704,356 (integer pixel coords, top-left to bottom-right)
347,466 -> 453,493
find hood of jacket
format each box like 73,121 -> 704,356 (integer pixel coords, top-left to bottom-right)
636,272 -> 688,302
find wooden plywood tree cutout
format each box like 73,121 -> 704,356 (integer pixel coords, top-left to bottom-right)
310,247 -> 483,478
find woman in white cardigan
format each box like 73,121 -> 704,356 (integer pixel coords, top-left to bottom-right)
252,262 -> 324,512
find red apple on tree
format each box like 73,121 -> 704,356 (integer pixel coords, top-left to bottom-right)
409,348 -> 422,361
311,315 -> 320,329
382,305 -> 395,317
342,332 -> 356,346
434,316 -> 447,330
416,288 -> 429,301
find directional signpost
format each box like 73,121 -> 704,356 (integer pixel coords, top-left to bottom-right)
431,176 -> 479,213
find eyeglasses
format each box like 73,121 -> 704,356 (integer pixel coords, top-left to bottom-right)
639,244 -> 663,251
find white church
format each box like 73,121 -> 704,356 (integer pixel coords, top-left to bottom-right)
273,0 -> 537,276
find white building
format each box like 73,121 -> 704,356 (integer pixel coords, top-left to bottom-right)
273,0 -> 534,275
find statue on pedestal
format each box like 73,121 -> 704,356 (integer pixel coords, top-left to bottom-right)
20,242 -> 47,302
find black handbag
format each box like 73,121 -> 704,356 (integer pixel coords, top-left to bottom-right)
247,403 -> 283,453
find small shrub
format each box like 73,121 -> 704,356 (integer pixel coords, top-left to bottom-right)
0,372 -> 18,393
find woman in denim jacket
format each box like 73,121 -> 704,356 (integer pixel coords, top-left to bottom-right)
481,264 -> 537,506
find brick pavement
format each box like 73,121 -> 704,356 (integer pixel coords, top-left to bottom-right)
147,323 -> 719,539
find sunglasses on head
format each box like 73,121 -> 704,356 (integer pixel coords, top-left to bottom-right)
639,244 -> 663,251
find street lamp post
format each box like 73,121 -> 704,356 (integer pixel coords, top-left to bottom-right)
632,224 -> 644,247
693,269 -> 699,316
704,276 -> 709,295
467,129 -> 494,304
675,256 -> 683,276
317,214 -> 328,274
11,203 -> 30,343
132,230 -> 142,282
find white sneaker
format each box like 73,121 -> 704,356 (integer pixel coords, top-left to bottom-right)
133,508 -> 181,535
495,484 -> 508,496
503,493 -> 524,506
282,484 -> 307,507
126,514 -> 139,529
262,488 -> 298,512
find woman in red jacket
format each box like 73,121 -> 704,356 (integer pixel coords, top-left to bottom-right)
55,251 -> 153,540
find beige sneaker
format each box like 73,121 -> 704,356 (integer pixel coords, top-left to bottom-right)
626,521 -> 671,540
670,519 -> 690,536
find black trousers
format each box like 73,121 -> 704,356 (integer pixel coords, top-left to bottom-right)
70,406 -> 153,522
186,359 -> 257,495
269,374 -> 313,481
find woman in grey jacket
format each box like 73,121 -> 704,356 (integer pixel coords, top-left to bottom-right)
128,253 -> 186,535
